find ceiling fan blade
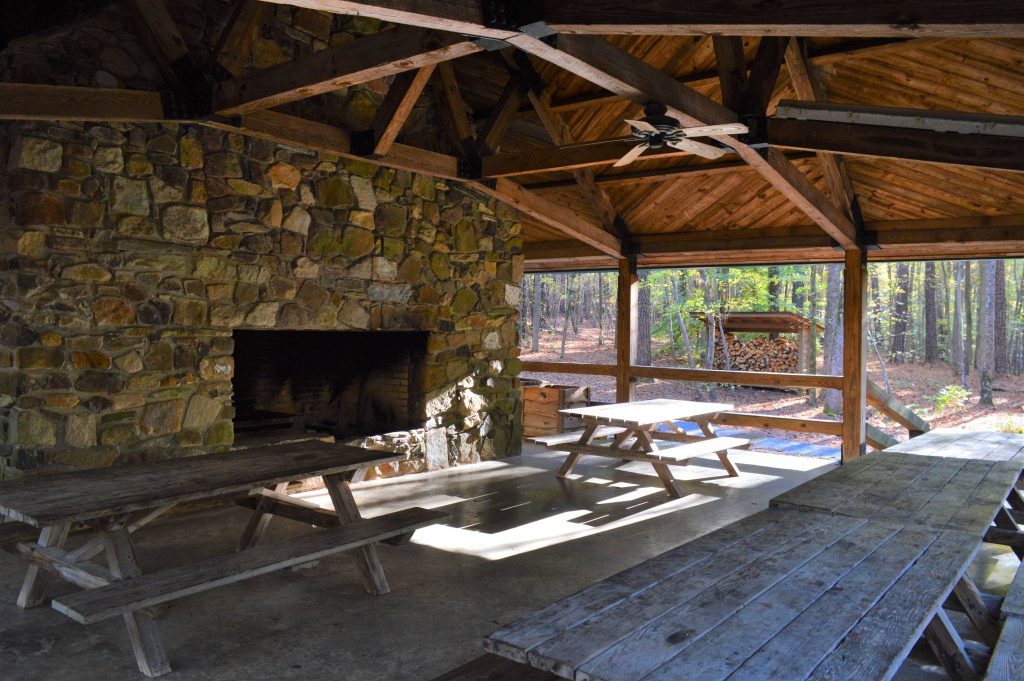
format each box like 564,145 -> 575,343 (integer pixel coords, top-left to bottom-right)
612,143 -> 648,167
681,122 -> 749,138
667,138 -> 728,160
624,119 -> 658,133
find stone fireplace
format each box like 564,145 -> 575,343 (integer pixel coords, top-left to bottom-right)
232,330 -> 427,440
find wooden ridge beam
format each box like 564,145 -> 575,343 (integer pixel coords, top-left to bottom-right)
766,117 -> 1024,173
213,25 -> 481,116
541,2 -> 1024,37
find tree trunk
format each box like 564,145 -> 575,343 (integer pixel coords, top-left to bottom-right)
530,275 -> 541,352
597,271 -> 605,347
672,274 -> 697,367
995,259 -> 1008,374
822,263 -> 844,414
807,265 -> 819,406
558,274 -> 573,359
636,270 -> 652,366
951,261 -> 966,386
965,261 -> 974,368
924,261 -> 939,363
978,260 -> 996,405
890,262 -> 911,364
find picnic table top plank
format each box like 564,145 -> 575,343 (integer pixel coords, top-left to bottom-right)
886,429 -> 1024,461
525,511 -> 833,678
634,520 -> 906,681
485,509 -> 785,663
574,514 -> 868,681
558,399 -> 733,428
805,528 -> 979,681
723,524 -> 937,681
0,440 -> 403,526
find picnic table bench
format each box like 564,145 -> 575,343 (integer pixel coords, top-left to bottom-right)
0,439 -> 448,678
529,399 -> 750,497
483,436 -> 1024,681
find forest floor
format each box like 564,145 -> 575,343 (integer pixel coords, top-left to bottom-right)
521,327 -> 1024,452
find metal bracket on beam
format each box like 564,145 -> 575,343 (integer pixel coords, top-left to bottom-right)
850,196 -> 880,250
511,50 -> 546,97
738,114 -> 769,149
470,36 -> 512,51
480,0 -> 556,38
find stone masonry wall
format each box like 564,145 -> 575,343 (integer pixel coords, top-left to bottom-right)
0,119 -> 524,479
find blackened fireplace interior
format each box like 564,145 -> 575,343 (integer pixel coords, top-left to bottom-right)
232,330 -> 427,439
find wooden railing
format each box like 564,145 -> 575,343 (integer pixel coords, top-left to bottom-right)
520,361 -> 930,449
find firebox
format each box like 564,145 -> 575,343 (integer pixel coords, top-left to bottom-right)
232,330 -> 427,439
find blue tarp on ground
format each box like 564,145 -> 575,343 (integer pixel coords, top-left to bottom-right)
660,421 -> 840,459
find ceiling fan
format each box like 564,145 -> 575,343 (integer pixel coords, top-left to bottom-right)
614,102 -> 748,167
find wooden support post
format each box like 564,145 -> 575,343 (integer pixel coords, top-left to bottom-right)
17,522 -> 71,608
237,481 -> 289,551
842,247 -> 867,464
103,525 -> 172,678
616,259 -> 638,403
323,472 -> 390,595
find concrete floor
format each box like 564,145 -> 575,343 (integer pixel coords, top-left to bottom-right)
0,446 -> 1005,681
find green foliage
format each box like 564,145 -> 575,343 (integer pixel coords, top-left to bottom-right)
931,384 -> 971,413
997,416 -> 1024,433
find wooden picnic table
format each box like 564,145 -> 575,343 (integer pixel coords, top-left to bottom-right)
0,439 -> 448,678
884,428 -> 1024,462
487,435 -> 1024,681
550,399 -> 748,497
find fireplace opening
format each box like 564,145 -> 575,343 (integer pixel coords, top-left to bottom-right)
232,330 -> 427,439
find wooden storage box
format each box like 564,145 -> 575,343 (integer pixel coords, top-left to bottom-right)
523,384 -> 590,436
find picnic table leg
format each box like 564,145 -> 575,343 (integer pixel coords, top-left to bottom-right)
558,422 -> 599,479
17,522 -> 71,609
952,576 -> 999,646
695,415 -> 741,477
651,463 -> 684,499
102,525 -> 172,678
323,471 -> 390,596
922,608 -> 977,681
994,507 -> 1024,559
237,482 -> 290,551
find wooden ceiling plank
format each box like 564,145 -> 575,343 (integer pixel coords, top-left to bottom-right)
540,3 -> 1024,37
213,0 -> 271,77
369,64 -> 436,156
213,26 -> 480,116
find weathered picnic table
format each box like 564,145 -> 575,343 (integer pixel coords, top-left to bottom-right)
0,439 -> 448,677
531,399 -> 750,497
485,444 -> 1024,681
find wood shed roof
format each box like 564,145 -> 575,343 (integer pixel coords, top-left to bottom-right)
693,311 -> 825,334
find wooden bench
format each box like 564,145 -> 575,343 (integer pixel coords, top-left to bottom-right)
566,435 -> 751,480
430,653 -> 560,681
526,426 -> 626,448
986,562 -> 1024,679
0,440 -> 444,678
50,507 -> 447,624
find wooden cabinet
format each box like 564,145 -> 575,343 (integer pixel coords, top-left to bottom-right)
522,384 -> 590,436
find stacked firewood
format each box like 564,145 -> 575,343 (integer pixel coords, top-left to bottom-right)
713,334 -> 799,372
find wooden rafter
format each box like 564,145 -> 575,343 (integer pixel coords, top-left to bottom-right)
502,51 -> 627,237
124,0 -> 193,78
365,65 -> 436,156
213,26 -> 480,116
212,0 -> 270,77
434,60 -> 475,152
784,38 -> 856,216
540,2 -> 1024,37
477,76 -> 524,156
506,33 -> 859,248
711,36 -> 748,113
